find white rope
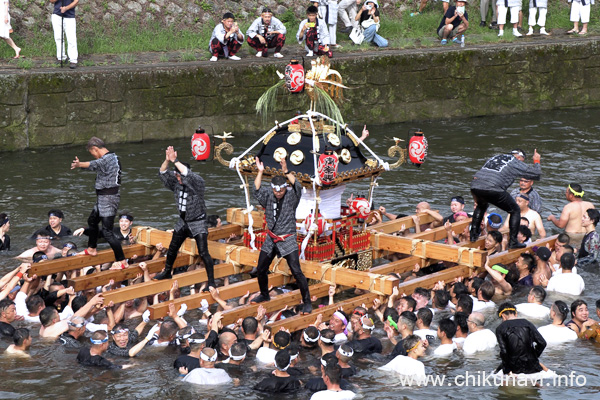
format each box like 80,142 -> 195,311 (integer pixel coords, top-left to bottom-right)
300,178 -> 319,260
368,176 -> 379,208
300,115 -> 322,260
307,110 -> 390,171
233,158 -> 257,250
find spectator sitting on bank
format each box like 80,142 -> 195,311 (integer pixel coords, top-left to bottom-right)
568,0 -> 592,35
356,1 -> 388,47
246,7 -> 287,58
209,13 -> 243,62
437,0 -> 469,45
497,0 -> 523,37
297,5 -> 332,58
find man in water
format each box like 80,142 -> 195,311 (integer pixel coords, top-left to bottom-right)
17,229 -> 60,261
252,157 -> 312,314
470,149 -> 541,249
547,183 -> 595,234
495,302 -> 546,375
71,137 -> 126,267
34,209 -> 72,238
511,178 -> 542,213
154,146 -> 215,286
5,328 -> 32,357
0,299 -> 18,338
77,330 -> 132,369
503,194 -> 546,238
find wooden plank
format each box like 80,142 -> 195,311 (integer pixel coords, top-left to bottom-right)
488,235 -> 558,265
372,233 -> 487,267
207,224 -> 244,241
396,265 -> 474,295
67,254 -> 194,291
102,262 -> 250,305
30,244 -> 147,276
148,273 -> 288,319
370,256 -> 426,275
408,219 -> 471,242
268,292 -> 379,334
373,212 -> 439,234
226,208 -> 265,229
220,283 -> 331,326
302,261 -> 397,295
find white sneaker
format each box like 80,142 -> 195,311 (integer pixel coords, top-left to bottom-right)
210,56 -> 218,62
229,55 -> 241,60
526,27 -> 534,36
540,27 -> 549,35
306,50 -> 314,57
255,51 -> 263,57
513,28 -> 523,37
273,52 -> 283,58
498,30 -> 504,37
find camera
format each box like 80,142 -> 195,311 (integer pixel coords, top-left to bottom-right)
365,4 -> 372,10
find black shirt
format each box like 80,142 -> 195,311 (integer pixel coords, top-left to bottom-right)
0,234 -> 10,251
496,318 -> 546,374
0,321 -> 15,338
359,8 -> 380,24
437,6 -> 469,32
254,375 -> 301,393
58,332 -> 83,349
389,339 -> 406,359
346,336 -> 382,355
32,224 -> 72,239
174,354 -> 200,371
107,331 -> 140,357
305,377 -> 353,392
77,347 -> 121,369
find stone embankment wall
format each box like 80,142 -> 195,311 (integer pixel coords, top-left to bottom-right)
2,39 -> 600,151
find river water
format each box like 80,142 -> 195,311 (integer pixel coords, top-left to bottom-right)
0,109 -> 599,399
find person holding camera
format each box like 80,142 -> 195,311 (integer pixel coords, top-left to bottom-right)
297,5 -> 332,57
246,7 -> 287,58
209,12 -> 244,62
355,0 -> 388,47
437,0 -> 469,45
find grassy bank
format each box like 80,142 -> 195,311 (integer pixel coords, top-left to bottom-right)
0,2 -> 595,65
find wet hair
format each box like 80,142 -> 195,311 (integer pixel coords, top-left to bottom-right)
69,316 -> 85,331
319,329 -> 335,346
557,233 -> 571,245
433,290 -> 450,309
451,281 -> 469,298
571,299 -> 587,318
560,253 -> 576,271
488,213 -> 502,226
478,281 -> 495,302
400,296 -> 417,312
438,318 -> 456,339
470,277 -> 484,295
520,217 -> 530,225
569,183 -> 584,198
322,351 -> 338,368
457,294 -> 473,315
275,349 -> 291,370
39,306 -> 58,327
454,312 -> 469,334
383,307 -> 399,324
189,333 -> 206,352
118,211 -> 134,222
552,301 -> 569,323
34,228 -> 53,239
13,328 -> 30,346
281,309 -> 296,319
242,316 -> 258,334
587,209 -> 600,226
518,225 -> 532,241
497,302 -> 517,317
0,213 -> 7,223
596,299 -> 600,310
48,209 -> 64,219
324,363 -> 343,385
261,7 -> 272,13
413,309 -> 432,329
413,287 -> 431,300
207,215 -> 220,228
159,320 -> 178,340
0,299 -> 14,314
530,286 -> 546,303
399,311 -> 417,331
32,251 -> 48,263
337,343 -> 354,363
271,175 -> 287,186
86,137 -> 106,150
520,253 -> 536,274
91,330 -> 108,343
222,12 -> 235,20
563,245 -> 575,254
402,334 -> 421,353
26,295 -> 44,314
71,295 -> 88,313
303,325 -> 320,347
273,330 -> 291,349
505,264 -> 520,287
230,341 -> 247,358
488,231 -> 503,245
307,5 -> 318,13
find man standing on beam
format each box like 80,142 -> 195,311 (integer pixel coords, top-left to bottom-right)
253,157 -> 312,314
470,148 -> 541,249
154,146 -> 215,288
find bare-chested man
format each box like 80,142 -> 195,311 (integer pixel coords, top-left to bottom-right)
503,194 -> 546,238
547,183 -> 595,234
17,230 -> 61,262
412,202 -> 443,233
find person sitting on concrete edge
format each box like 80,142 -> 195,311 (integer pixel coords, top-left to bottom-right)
246,7 -> 287,58
297,5 -> 332,58
209,12 -> 244,62
356,0 -> 388,47
437,0 -> 469,45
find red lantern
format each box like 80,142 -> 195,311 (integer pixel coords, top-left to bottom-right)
191,127 -> 211,161
408,129 -> 428,167
304,213 -> 326,236
350,197 -> 371,219
318,150 -> 339,185
285,60 -> 305,94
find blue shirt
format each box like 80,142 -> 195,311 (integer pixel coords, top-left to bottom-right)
53,0 -> 76,18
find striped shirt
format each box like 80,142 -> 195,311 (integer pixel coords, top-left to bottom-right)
87,152 -> 122,191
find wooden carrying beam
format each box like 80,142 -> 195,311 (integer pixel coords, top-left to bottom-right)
219,283 -> 331,326
374,212 -> 439,235
226,208 -> 265,229
406,219 -> 471,242
302,261 -> 396,295
488,235 -> 557,265
30,244 -> 147,276
207,224 -> 244,241
148,273 -> 290,319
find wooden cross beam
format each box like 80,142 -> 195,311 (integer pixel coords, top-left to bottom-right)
405,219 -> 471,242
373,212 -> 440,235
226,208 -> 265,229
488,235 -> 557,265
148,273 -> 290,319
207,224 -> 244,241
219,283 -> 331,326
30,244 -> 147,276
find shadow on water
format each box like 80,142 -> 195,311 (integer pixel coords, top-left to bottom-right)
0,109 -> 599,399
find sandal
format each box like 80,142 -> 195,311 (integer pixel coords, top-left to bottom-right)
567,29 -> 579,34
579,31 -> 588,35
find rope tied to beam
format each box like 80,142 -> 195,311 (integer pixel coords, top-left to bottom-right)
457,246 -> 476,268
368,274 -> 388,296
224,245 -> 243,274
271,256 -> 287,275
319,263 -> 341,284
410,239 -> 428,259
372,231 -> 381,250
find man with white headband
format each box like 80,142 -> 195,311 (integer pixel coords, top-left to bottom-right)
336,343 -> 357,378
346,315 -> 381,355
470,148 -> 542,249
77,331 -> 132,369
181,347 -> 232,384
253,157 -> 312,315
301,325 -> 321,348
174,333 -> 205,372
254,349 -> 302,392
318,328 -> 336,357
107,321 -> 153,358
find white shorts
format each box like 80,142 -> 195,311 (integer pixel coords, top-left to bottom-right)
570,1 -> 591,23
497,5 -> 521,25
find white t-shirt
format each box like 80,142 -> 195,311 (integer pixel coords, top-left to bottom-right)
14,292 -> 40,323
537,324 -> 578,345
433,342 -> 457,357
453,337 -> 466,346
414,329 -> 437,342
546,273 -> 585,296
462,329 -> 497,354
552,266 -> 578,275
379,355 -> 426,384
182,367 -> 232,385
515,303 -> 550,320
311,389 -> 356,400
334,332 -> 348,345
472,298 -> 496,312
256,347 -> 277,365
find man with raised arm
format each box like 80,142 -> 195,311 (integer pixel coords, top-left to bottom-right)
547,183 -> 595,234
252,157 -> 312,314
70,137 -> 126,267
154,146 -> 215,288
